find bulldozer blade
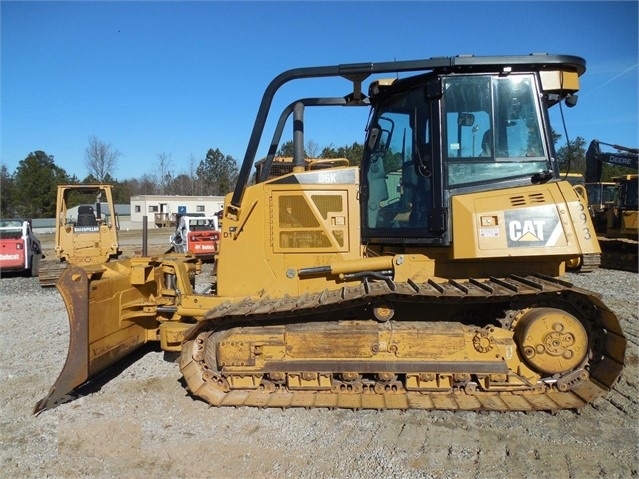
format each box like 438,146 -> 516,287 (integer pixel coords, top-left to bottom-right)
34,268 -> 90,414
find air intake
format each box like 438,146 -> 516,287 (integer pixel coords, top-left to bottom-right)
509,192 -> 548,207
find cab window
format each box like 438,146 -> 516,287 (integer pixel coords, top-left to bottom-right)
363,86 -> 432,231
443,74 -> 547,187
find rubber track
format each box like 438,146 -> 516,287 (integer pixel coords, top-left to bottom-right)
181,274 -> 626,412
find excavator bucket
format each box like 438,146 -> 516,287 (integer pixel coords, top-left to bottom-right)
34,268 -> 90,414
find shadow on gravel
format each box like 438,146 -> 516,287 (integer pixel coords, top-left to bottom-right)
0,270 -> 35,280
40,342 -> 163,412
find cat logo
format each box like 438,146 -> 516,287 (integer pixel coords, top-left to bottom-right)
505,205 -> 564,248
508,220 -> 546,242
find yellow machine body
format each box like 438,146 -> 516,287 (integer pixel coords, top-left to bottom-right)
36,55 -> 625,414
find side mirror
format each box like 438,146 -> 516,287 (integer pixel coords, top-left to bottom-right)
565,94 -> 578,108
366,126 -> 380,151
457,113 -> 475,127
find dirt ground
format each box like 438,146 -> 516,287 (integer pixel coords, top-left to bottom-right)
1,229 -> 637,479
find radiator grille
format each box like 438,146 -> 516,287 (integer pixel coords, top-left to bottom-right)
276,194 -> 347,250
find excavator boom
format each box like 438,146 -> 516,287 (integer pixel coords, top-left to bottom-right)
585,139 -> 638,183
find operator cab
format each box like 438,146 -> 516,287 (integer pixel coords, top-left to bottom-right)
361,68 -> 559,245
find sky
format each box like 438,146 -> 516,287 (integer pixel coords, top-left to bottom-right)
1,1 -> 638,182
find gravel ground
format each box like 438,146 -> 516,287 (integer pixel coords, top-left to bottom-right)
0,233 -> 637,479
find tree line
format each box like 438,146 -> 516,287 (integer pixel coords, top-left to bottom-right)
0,136 -> 364,219
1,133 -> 629,219
555,136 -> 633,180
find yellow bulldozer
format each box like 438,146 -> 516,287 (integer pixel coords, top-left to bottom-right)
38,184 -> 122,287
36,54 -> 625,414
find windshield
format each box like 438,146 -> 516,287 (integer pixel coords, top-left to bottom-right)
443,74 -> 548,187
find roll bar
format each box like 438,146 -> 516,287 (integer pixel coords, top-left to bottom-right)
229,54 -> 586,212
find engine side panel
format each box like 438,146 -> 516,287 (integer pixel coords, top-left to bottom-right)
451,181 -> 599,261
216,167 -> 362,298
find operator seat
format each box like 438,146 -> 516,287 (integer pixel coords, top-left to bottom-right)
76,205 -> 98,227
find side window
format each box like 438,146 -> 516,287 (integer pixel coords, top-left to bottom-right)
604,185 -> 618,203
364,86 -> 432,231
624,180 -> 638,208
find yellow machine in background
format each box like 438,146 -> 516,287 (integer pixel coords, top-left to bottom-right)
603,174 -> 638,239
585,181 -> 618,231
36,55 -> 625,414
584,140 -> 638,271
38,184 -> 121,286
596,174 -> 638,272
